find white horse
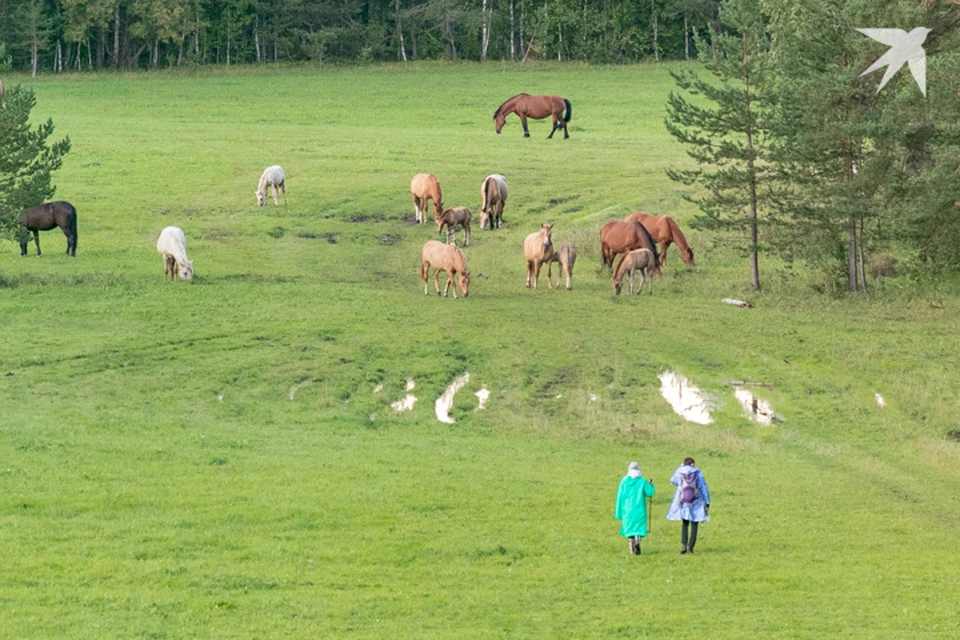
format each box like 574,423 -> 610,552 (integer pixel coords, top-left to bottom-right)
256,165 -> 287,206
480,174 -> 508,230
156,226 -> 194,281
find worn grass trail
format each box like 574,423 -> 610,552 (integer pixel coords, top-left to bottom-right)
0,63 -> 958,638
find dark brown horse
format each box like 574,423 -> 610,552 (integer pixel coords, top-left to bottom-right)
493,94 -> 572,139
599,220 -> 660,276
19,201 -> 78,256
624,212 -> 695,267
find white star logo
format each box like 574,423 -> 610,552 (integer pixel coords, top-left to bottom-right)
857,27 -> 931,96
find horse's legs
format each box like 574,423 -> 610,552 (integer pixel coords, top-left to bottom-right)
563,119 -> 569,139
565,265 -> 572,290
647,267 -> 653,295
520,115 -> 530,138
660,241 -> 670,266
533,261 -> 543,289
548,115 -> 558,139
463,221 -> 470,247
546,260 -> 554,289
32,230 -> 41,257
281,181 -> 287,206
628,268 -> 635,295
525,260 -> 533,288
434,268 -> 443,296
447,272 -> 457,299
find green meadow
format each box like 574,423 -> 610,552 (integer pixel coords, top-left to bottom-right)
1,62 -> 958,638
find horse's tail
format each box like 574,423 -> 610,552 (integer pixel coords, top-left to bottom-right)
482,177 -> 491,212
563,99 -> 572,123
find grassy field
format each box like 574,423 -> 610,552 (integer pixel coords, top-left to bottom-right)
1,62 -> 959,638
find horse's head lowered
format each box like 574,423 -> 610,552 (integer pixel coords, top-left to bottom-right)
255,190 -> 267,206
458,271 -> 470,297
493,110 -> 506,134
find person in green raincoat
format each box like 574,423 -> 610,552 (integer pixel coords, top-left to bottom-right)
615,461 -> 655,555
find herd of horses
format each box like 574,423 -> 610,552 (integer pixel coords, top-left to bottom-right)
414,169 -> 695,299
11,93 -> 695,297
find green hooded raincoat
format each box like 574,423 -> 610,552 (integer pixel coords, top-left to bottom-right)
615,475 -> 656,538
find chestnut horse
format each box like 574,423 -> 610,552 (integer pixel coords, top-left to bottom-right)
437,206 -> 472,246
411,173 -> 443,224
19,201 -> 78,256
599,220 -> 661,276
421,240 -> 470,298
624,212 -> 695,266
523,223 -> 555,288
480,174 -> 508,230
612,248 -> 656,296
494,94 -> 572,139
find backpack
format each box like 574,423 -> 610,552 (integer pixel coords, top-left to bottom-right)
679,471 -> 700,504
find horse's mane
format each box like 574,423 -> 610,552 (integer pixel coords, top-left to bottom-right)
493,93 -> 530,118
634,221 -> 660,264
666,217 -> 690,252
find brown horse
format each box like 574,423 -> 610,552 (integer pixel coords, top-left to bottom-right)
523,223 -> 555,288
480,174 -> 508,230
549,243 -> 577,291
612,248 -> 656,296
19,201 -> 78,256
421,240 -> 470,298
411,173 -> 443,224
493,94 -> 572,139
437,207 -> 472,246
624,212 -> 695,267
599,220 -> 661,276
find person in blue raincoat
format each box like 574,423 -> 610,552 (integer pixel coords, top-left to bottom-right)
615,461 -> 655,555
666,457 -> 710,554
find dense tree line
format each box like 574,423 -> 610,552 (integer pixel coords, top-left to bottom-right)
0,0 -> 728,72
667,0 -> 960,291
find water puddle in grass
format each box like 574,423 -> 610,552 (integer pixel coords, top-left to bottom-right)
733,387 -> 779,425
475,385 -> 490,410
391,395 -> 417,411
436,373 -> 470,424
659,371 -> 713,425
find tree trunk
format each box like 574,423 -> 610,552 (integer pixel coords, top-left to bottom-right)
411,22 -> 418,59
481,0 -> 490,62
255,16 -> 262,62
114,4 -> 121,67
395,0 -> 407,61
153,36 -> 160,67
857,217 -> 868,292
684,14 -> 689,60
651,0 -> 659,61
510,0 -> 516,61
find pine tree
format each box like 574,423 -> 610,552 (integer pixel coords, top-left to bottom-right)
665,0 -> 774,290
0,84 -> 71,240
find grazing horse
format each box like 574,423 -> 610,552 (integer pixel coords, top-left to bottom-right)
18,201 -> 78,257
156,226 -> 194,281
410,173 -> 443,224
437,207 -> 472,246
523,223 -> 555,288
480,174 -> 509,230
493,94 -> 572,139
549,243 -> 577,291
599,220 -> 661,276
624,212 -> 695,267
256,165 -> 286,206
612,248 -> 656,296
421,240 -> 470,298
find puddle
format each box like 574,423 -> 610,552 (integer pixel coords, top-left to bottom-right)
658,371 -> 713,425
475,386 -> 490,410
391,395 -> 417,411
734,387 -> 778,425
436,373 -> 470,424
